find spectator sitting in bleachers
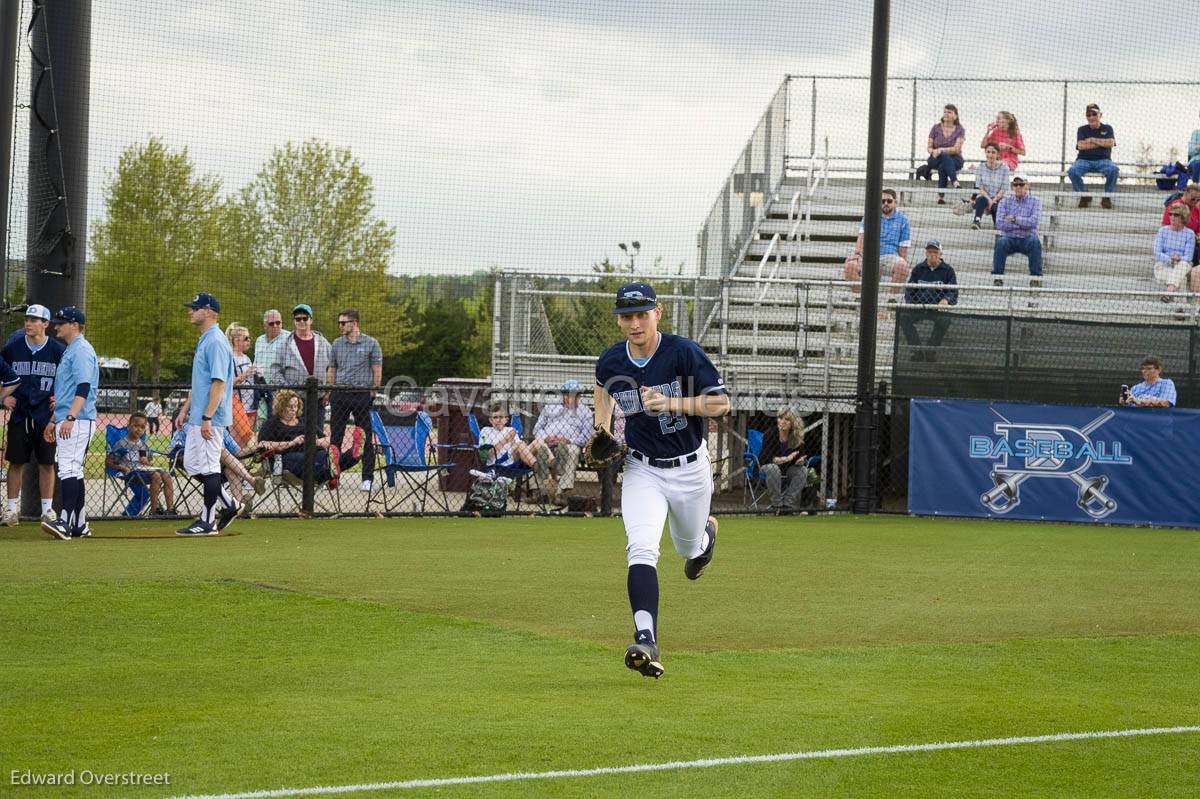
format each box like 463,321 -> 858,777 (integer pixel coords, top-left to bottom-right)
922,104 -> 966,204
1162,183 -> 1200,264
1152,205 -> 1196,303
901,240 -> 958,362
843,189 -> 911,295
980,111 -> 1025,171
957,143 -> 1009,229
1186,115 -> 1200,185
1120,356 -> 1176,408
1068,103 -> 1119,208
532,379 -> 592,504
992,173 -> 1043,287
107,411 -> 176,517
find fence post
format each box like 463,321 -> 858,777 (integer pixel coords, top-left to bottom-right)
1060,81 -> 1069,188
872,380 -> 888,510
302,377 -> 319,514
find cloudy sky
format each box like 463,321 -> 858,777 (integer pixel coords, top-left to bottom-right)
33,0 -> 1194,277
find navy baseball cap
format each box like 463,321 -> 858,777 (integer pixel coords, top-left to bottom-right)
50,306 -> 85,325
612,282 -> 657,314
184,292 -> 221,312
924,239 -> 942,251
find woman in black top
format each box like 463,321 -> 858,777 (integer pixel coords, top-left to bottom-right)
257,390 -> 358,486
759,408 -> 808,511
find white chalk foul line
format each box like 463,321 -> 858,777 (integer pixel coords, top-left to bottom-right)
169,725 -> 1200,799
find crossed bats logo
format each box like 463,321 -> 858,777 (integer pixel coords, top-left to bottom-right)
971,409 -> 1131,519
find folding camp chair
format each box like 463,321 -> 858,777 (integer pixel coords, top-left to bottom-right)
102,424 -> 179,517
465,413 -> 545,511
743,427 -> 821,511
366,410 -> 455,513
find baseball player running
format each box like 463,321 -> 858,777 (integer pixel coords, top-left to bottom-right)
177,293 -> 241,536
41,307 -> 99,540
590,282 -> 730,678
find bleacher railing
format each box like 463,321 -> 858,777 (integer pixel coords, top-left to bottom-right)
782,75 -> 1200,179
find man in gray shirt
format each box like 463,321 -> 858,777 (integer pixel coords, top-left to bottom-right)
327,308 -> 383,492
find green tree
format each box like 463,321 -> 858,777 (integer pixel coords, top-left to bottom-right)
230,139 -> 417,357
88,137 -> 224,380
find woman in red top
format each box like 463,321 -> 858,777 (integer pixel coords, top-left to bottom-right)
980,111 -> 1026,171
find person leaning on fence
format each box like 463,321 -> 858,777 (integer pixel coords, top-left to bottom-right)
992,172 -> 1043,287
901,240 -> 958,362
843,189 -> 911,295
1068,104 -> 1119,208
327,308 -> 382,493
270,303 -> 332,386
531,379 -> 593,504
760,408 -> 808,513
253,308 -> 286,417
227,323 -> 258,427
255,389 -> 358,488
1152,205 -> 1196,303
980,110 -> 1025,171
1120,356 -> 1176,408
106,411 -> 176,517
1,303 -> 64,527
959,143 -> 1009,229
920,103 -> 966,203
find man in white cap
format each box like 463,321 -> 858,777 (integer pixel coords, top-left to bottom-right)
531,379 -> 593,503
1,304 -> 65,526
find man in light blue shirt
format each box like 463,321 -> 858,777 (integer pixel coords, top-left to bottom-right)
843,188 -> 912,295
1121,356 -> 1177,408
178,292 -> 239,536
992,173 -> 1043,287
41,306 -> 99,540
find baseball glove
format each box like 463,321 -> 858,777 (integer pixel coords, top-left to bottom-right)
583,425 -> 626,469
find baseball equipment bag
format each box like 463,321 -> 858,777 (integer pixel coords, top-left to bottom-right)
583,425 -> 626,469
464,471 -> 509,516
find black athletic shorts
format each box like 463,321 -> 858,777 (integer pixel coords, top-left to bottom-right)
6,418 -> 56,465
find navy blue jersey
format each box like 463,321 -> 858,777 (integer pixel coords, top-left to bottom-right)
595,332 -> 725,459
1,331 -> 65,425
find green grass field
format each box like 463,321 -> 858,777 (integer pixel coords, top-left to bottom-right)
1,515 -> 1198,798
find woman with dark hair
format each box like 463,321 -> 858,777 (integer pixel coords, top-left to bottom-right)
759,409 -> 808,512
980,110 -> 1025,171
256,389 -> 359,488
921,104 -> 966,204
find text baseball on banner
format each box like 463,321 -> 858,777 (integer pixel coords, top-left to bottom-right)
908,398 -> 1200,528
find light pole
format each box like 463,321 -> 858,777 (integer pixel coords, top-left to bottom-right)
618,240 -> 641,272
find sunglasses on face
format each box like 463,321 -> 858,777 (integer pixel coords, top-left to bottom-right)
266,320 -> 282,326
293,316 -> 310,322
337,319 -> 352,325
881,199 -> 895,205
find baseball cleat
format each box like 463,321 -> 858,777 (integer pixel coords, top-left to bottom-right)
176,520 -> 217,536
71,523 -> 92,538
625,641 -> 664,679
215,500 -> 244,532
42,518 -> 70,540
684,516 -> 718,580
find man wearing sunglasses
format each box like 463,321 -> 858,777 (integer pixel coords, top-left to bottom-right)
843,188 -> 911,295
327,308 -> 382,493
252,309 -> 285,420
270,303 -> 332,387
1068,103 -> 1119,208
992,172 -> 1043,287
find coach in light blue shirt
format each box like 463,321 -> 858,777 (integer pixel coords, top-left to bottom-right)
1122,356 -> 1177,408
52,307 -> 98,424
188,296 -> 234,430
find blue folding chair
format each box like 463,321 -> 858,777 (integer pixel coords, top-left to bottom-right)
465,412 -> 544,511
368,410 -> 455,513
743,427 -> 821,511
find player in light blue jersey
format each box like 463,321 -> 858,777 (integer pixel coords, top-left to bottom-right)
176,293 -> 240,536
41,307 -> 99,540
593,282 -> 730,678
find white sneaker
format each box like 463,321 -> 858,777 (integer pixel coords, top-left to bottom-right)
40,511 -> 55,524
360,479 -> 372,492
2,509 -> 18,527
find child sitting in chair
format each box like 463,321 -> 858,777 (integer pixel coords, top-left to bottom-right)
479,409 -> 550,468
106,412 -> 176,516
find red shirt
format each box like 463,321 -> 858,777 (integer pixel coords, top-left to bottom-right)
1163,199 -> 1200,235
294,335 -> 316,376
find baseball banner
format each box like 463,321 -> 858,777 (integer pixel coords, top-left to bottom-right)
908,398 -> 1200,528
